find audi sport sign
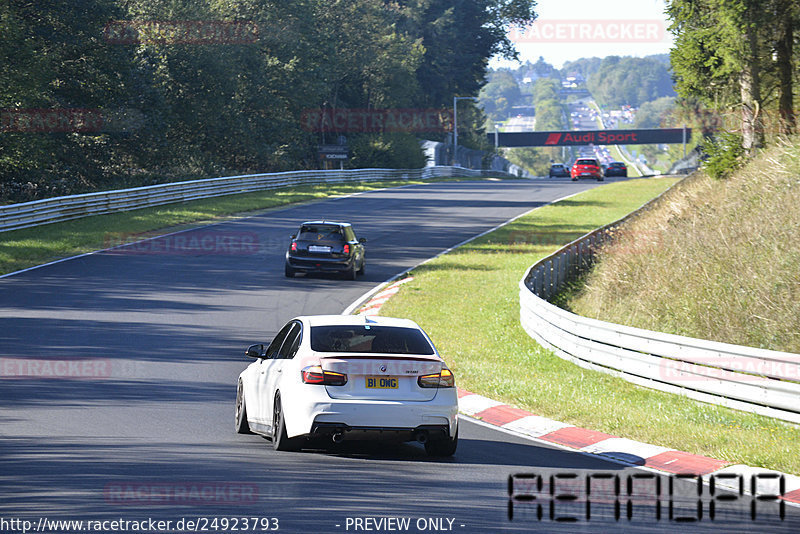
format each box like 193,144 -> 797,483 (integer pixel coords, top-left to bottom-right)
490,128 -> 691,147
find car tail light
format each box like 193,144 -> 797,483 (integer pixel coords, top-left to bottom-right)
301,365 -> 347,386
418,368 -> 455,388
291,242 -> 297,251
343,244 -> 350,254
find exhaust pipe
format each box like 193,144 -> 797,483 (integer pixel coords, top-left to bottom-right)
331,431 -> 344,444
415,431 -> 428,444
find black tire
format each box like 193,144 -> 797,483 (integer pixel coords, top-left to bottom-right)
272,394 -> 299,451
235,380 -> 253,434
571,178 -> 578,182
348,262 -> 358,280
597,177 -> 604,182
424,425 -> 458,457
284,264 -> 295,278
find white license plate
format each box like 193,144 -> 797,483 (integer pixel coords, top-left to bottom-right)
366,376 -> 398,389
308,245 -> 331,253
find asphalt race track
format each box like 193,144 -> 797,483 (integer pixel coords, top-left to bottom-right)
1,179 -> 797,533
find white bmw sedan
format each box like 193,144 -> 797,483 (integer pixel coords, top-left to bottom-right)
235,315 -> 459,456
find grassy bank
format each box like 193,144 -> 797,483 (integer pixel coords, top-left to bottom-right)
379,176 -> 800,475
569,139 -> 800,354
0,177 -> 489,276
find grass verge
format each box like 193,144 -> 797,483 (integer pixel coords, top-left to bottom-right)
0,176 -> 494,276
379,176 -> 800,475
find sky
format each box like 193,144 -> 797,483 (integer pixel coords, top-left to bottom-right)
494,0 -> 674,69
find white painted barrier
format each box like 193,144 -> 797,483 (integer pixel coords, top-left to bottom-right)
0,166 -> 512,232
519,176 -> 800,424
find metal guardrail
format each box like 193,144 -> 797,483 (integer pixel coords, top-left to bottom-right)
519,175 -> 800,424
0,166 -> 511,233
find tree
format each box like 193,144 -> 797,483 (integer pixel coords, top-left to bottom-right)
0,0 -> 538,202
479,70 -> 522,121
587,56 -> 675,108
772,0 -> 795,134
634,97 -> 677,129
666,0 -> 796,153
394,0 -> 537,108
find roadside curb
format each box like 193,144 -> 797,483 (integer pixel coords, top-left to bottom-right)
354,277 -> 415,316
353,270 -> 800,505
459,387 -> 800,504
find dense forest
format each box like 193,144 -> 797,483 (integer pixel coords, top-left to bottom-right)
479,53 -> 675,123
586,56 -> 675,108
0,0 -> 536,203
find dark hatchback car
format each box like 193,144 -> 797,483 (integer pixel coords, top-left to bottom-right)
548,163 -> 570,178
285,221 -> 366,279
604,161 -> 628,177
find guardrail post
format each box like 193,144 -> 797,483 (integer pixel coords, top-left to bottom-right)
568,245 -> 577,277
552,256 -> 560,290
541,263 -> 548,300
558,251 -> 567,289
544,259 -> 553,300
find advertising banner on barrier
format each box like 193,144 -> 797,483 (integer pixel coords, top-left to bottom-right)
490,128 -> 691,147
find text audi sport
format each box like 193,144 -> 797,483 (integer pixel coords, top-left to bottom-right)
235,315 -> 459,456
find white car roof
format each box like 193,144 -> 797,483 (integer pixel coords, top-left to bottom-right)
297,315 -> 421,329
299,221 -> 351,228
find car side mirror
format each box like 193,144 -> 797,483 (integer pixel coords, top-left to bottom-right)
246,343 -> 268,359
290,234 -> 296,239
359,238 -> 367,244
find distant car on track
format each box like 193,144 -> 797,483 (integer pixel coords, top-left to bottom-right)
285,221 -> 366,279
571,158 -> 603,181
235,315 -> 459,456
548,163 -> 570,178
604,161 -> 628,177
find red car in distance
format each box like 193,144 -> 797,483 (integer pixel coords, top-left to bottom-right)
570,158 -> 603,182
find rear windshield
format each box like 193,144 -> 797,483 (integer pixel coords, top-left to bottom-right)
609,162 -> 624,167
311,325 -> 435,354
576,159 -> 598,165
297,224 -> 344,241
